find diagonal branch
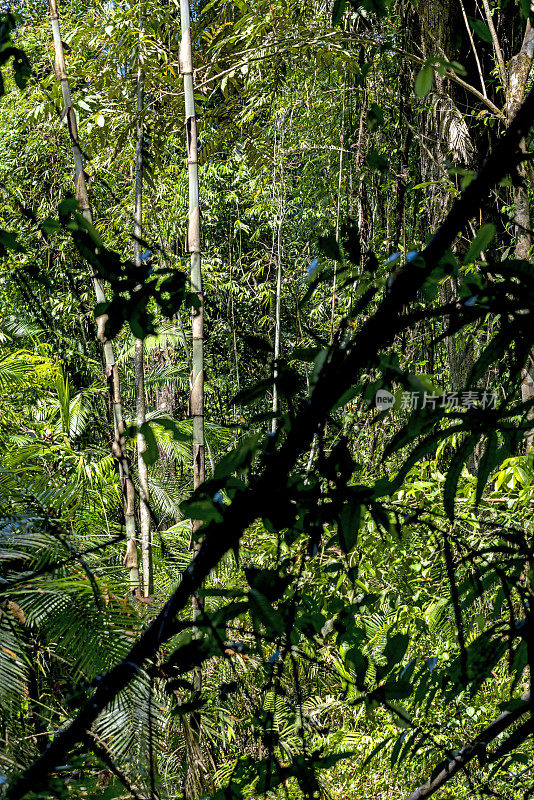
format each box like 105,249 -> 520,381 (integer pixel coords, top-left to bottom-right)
6,76 -> 534,800
458,0 -> 487,97
82,733 -> 145,800
404,691 -> 531,800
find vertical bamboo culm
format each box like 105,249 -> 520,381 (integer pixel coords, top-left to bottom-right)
133,12 -> 153,596
179,3 -> 209,795
49,0 -> 140,592
179,0 -> 205,517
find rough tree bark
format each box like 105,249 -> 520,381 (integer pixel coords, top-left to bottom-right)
416,0 -> 477,395
505,21 -> 534,260
49,0 -> 140,592
504,21 -> 534,447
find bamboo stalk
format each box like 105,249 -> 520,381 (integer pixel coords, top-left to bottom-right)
133,13 -> 152,597
49,0 -> 140,593
179,0 -> 205,503
179,4 -> 208,795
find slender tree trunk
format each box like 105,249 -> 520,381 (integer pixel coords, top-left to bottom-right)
271,123 -> 287,432
271,215 -> 282,434
133,19 -> 152,597
330,75 -> 346,343
179,3 -> 210,796
180,0 -> 205,508
49,0 -> 140,592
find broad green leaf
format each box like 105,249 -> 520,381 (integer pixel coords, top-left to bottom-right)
0,229 -> 23,252
357,0 -> 390,17
214,433 -> 261,480
180,498 -> 224,524
344,647 -> 368,688
197,601 -> 250,630
139,421 -> 159,466
463,223 -> 496,264
367,102 -> 384,131
289,346 -> 321,362
468,17 -> 492,43
338,502 -> 361,552
58,197 -> 79,217
390,732 -> 407,767
332,0 -> 346,26
415,66 -> 433,98
244,567 -> 292,601
448,60 -> 467,76
511,642 -> 528,691
318,231 -> 342,261
365,149 -> 389,172
467,331 -> 509,388
446,628 -> 507,695
248,589 -> 284,634
498,695 -> 529,714
475,431 -> 497,505
232,378 -> 274,406
151,417 -> 189,442
444,434 -> 478,520
381,678 -> 412,699
382,633 -> 409,673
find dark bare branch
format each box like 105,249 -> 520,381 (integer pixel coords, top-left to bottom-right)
404,692 -> 531,800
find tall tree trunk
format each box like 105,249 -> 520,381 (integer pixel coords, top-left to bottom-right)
179,2 -> 210,796
133,18 -> 152,597
505,21 -> 534,259
502,21 -> 534,448
49,0 -> 140,592
271,123 -> 286,432
415,0 -> 477,395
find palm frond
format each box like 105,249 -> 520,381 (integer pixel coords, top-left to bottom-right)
0,313 -> 45,341
0,350 -> 53,392
118,321 -> 190,363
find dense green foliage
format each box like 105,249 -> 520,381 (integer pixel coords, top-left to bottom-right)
1,0 -> 534,799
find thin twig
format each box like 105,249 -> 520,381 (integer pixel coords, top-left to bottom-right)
458,0 -> 487,96
481,0 -> 507,88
